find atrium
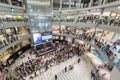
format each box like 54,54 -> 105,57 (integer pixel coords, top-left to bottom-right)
0,0 -> 120,80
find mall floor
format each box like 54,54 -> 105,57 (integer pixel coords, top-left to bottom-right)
4,51 -> 110,80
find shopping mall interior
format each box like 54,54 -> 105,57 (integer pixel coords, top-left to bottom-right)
0,0 -> 120,80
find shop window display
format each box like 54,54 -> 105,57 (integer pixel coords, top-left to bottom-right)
62,0 -> 69,10
18,26 -> 30,36
52,25 -> 59,33
5,28 -> 18,43
11,0 -> 23,7
0,0 -> 9,4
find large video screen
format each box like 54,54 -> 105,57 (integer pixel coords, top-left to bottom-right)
42,31 -> 52,42
33,33 -> 42,45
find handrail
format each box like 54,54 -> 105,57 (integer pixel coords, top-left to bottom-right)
52,22 -> 120,34
52,1 -> 120,14
0,21 -> 27,29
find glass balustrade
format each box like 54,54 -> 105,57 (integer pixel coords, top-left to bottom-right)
52,0 -> 119,10
52,15 -> 120,27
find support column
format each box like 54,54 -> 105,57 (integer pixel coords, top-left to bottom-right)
89,0 -> 93,7
69,0 -> 71,10
8,0 -> 12,5
51,0 -> 53,11
93,8 -> 105,39
74,16 -> 79,36
58,15 -> 61,33
103,0 -> 108,4
98,0 -> 103,6
60,0 -> 62,10
76,0 -> 81,9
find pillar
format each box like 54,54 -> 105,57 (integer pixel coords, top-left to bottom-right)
51,0 -> 53,11
89,0 -> 93,7
74,16 -> 79,35
60,0 -> 62,10
69,0 -> 71,10
76,0 -> 81,9
98,0 -> 103,6
93,8 -> 105,39
58,15 -> 61,33
8,0 -> 12,5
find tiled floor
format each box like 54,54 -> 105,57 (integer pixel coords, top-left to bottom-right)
85,53 -> 110,80
24,56 -> 93,80
3,50 -> 110,80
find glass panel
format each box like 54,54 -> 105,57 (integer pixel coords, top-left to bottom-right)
70,0 -> 79,9
62,0 -> 69,10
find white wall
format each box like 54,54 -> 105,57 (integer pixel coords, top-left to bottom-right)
110,66 -> 120,80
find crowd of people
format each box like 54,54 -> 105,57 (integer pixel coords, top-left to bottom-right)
90,61 -> 108,80
59,29 -> 119,70
0,39 -> 111,80
0,29 -> 116,80
4,42 -> 85,80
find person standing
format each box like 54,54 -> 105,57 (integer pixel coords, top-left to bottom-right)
78,58 -> 81,63
91,70 -> 95,79
55,74 -> 57,80
65,66 -> 67,72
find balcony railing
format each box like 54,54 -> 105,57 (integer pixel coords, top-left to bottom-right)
0,34 -> 32,54
53,0 -> 119,10
52,15 -> 120,32
2,21 -> 27,28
